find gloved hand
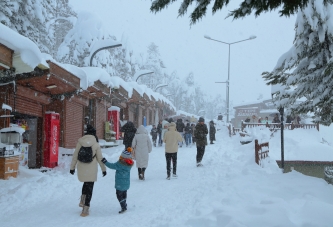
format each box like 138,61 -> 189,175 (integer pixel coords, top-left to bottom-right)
70,169 -> 75,175
101,158 -> 107,164
102,171 -> 107,177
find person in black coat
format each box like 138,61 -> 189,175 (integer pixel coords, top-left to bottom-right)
120,121 -> 137,149
157,120 -> 163,146
209,120 -> 216,144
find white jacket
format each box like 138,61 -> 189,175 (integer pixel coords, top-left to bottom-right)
132,125 -> 152,168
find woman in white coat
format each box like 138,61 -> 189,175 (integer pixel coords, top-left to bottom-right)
132,125 -> 152,180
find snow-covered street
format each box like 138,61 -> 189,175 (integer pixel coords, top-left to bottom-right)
1,128 -> 333,227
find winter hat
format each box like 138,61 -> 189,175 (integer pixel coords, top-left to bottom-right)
86,124 -> 96,135
199,117 -> 205,123
120,147 -> 133,159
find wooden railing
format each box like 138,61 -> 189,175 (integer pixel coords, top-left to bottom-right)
255,139 -> 269,166
241,121 -> 319,132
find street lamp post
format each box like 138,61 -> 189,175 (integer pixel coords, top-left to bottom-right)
135,70 -> 154,82
154,84 -> 168,92
89,41 -> 122,66
204,35 -> 256,123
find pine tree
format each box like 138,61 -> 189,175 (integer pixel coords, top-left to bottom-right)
149,0 -> 333,24
262,0 -> 333,125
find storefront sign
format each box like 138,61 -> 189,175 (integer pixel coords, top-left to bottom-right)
235,108 -> 260,117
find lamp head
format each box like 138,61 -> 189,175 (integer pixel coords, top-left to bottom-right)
249,35 -> 257,40
204,35 -> 211,39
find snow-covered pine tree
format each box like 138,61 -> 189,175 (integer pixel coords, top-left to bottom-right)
57,11 -> 117,69
262,0 -> 333,125
137,42 -> 165,89
0,0 -> 53,53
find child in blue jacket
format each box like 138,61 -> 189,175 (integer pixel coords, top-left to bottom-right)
102,147 -> 134,214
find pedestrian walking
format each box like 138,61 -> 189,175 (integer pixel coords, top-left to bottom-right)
161,118 -> 169,145
150,125 -> 158,147
70,124 -> 106,217
191,123 -> 196,145
157,120 -> 163,146
184,122 -> 193,147
209,120 -> 216,144
163,122 -> 183,179
194,117 -> 208,167
120,121 -> 137,149
101,147 -> 134,214
132,125 -> 152,180
176,118 -> 185,147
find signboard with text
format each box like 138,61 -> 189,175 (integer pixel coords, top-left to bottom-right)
235,108 -> 260,118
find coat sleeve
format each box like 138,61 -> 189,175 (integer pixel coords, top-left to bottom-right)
104,161 -> 119,170
70,142 -> 81,170
95,145 -> 106,172
147,135 -> 152,153
177,132 -> 183,142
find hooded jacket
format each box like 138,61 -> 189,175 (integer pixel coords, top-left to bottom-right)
131,125 -> 152,168
163,122 -> 183,153
70,135 -> 106,182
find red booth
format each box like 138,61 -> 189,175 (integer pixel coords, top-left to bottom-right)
108,107 -> 120,140
43,112 -> 60,168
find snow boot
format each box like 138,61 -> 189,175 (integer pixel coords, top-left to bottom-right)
172,173 -> 178,178
80,205 -> 89,217
138,168 -> 143,180
197,162 -> 203,167
141,168 -> 146,180
119,201 -> 127,214
79,194 -> 86,207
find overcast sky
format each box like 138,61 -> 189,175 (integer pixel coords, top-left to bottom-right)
69,0 -> 297,106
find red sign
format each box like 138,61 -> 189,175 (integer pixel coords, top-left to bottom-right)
43,112 -> 60,168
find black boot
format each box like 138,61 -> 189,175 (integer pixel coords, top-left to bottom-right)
119,200 -> 127,214
138,168 -> 143,180
141,168 -> 146,180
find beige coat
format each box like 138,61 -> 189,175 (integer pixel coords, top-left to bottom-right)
163,122 -> 183,153
70,135 -> 106,182
132,125 -> 152,168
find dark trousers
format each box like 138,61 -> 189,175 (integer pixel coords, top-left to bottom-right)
196,146 -> 206,163
158,133 -> 162,145
82,182 -> 94,207
124,143 -> 131,149
165,152 -> 177,176
116,190 -> 127,209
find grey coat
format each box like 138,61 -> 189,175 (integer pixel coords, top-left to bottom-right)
70,135 -> 106,182
132,125 -> 152,168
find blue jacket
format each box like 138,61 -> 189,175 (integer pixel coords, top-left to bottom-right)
104,160 -> 132,191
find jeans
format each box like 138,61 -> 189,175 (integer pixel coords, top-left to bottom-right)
158,132 -> 162,145
185,133 -> 192,146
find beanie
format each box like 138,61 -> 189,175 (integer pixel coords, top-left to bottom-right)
86,124 -> 96,135
120,147 -> 133,159
199,117 -> 205,123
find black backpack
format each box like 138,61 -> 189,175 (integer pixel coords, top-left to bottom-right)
78,146 -> 96,163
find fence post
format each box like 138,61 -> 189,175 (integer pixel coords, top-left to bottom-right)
255,139 -> 259,165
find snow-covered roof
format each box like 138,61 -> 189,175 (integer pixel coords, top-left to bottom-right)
0,24 -> 48,73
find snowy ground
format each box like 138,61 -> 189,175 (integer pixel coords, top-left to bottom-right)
1,126 -> 333,227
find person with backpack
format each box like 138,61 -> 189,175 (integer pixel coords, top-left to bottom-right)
132,125 -> 153,180
184,122 -> 193,147
70,124 -> 106,217
101,147 -> 134,214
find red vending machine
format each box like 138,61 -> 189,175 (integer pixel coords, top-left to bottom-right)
108,107 -> 120,140
43,112 -> 60,168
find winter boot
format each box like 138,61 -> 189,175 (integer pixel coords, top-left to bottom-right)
80,205 -> 89,217
79,195 -> 86,207
141,168 -> 146,180
138,168 -> 143,180
119,201 -> 127,214
166,173 -> 170,180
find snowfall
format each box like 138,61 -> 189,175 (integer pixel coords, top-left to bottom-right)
1,124 -> 333,227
